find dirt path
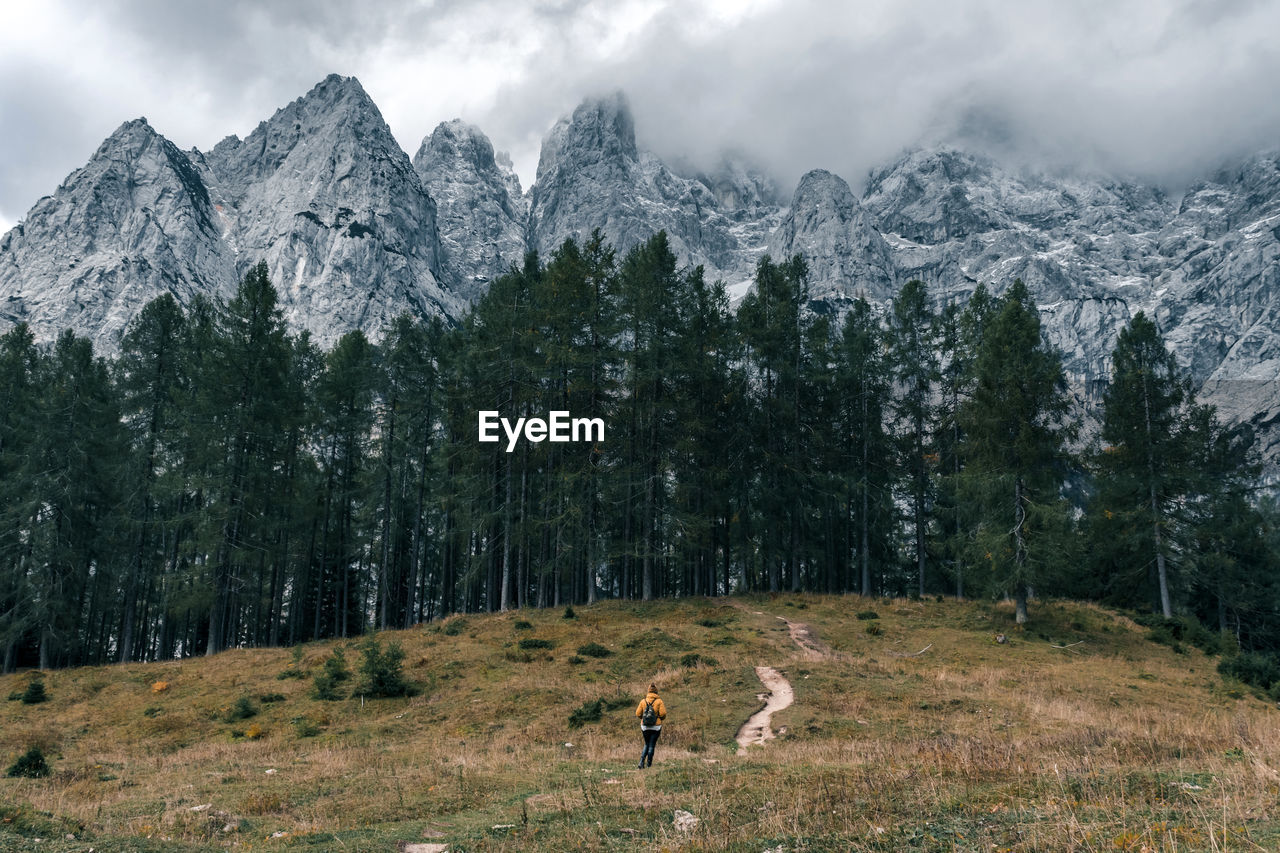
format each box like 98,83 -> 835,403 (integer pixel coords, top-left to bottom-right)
735,665 -> 794,754
731,604 -> 834,754
777,615 -> 831,660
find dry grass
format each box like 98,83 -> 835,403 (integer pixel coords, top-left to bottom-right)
1,595 -> 1277,851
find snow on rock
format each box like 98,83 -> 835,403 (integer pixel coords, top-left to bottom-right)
1,79 -> 1277,472
198,74 -> 460,347
527,91 -> 782,285
413,119 -> 527,301
0,118 -> 237,352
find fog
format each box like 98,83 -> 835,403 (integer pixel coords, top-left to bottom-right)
2,0 -> 1277,227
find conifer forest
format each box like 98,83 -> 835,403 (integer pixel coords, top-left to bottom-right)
1,230 -> 1276,673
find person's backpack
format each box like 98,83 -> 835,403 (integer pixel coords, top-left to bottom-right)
642,698 -> 658,727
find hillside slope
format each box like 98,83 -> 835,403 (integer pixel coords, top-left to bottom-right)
1,596 -> 1278,852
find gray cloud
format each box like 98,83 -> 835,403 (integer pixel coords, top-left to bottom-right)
2,0 -> 1278,230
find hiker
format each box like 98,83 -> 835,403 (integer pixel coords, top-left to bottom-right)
635,682 -> 666,768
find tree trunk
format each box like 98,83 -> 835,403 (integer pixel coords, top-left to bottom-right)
1142,366 -> 1173,618
1152,483 -> 1172,619
500,452 -> 513,611
1013,476 -> 1028,624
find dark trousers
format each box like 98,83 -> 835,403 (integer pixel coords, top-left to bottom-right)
640,728 -> 660,766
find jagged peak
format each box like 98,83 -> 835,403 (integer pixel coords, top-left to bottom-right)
93,117 -> 160,153
535,91 -> 637,184
242,73 -> 384,142
865,145 -> 996,191
204,73 -> 405,191
415,119 -> 499,173
571,90 -> 636,156
279,74 -> 378,124
671,151 -> 783,211
791,168 -> 857,205
306,73 -> 372,103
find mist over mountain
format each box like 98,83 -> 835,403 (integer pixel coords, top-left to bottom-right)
0,74 -> 1277,465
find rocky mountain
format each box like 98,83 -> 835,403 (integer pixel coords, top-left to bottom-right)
0,75 -> 460,351
527,92 -> 784,285
0,76 -> 1276,467
848,147 -> 1280,465
196,74 -> 460,344
0,118 -> 236,351
767,169 -> 895,310
413,119 -> 527,300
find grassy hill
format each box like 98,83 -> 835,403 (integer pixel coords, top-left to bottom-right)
2,595 -> 1278,852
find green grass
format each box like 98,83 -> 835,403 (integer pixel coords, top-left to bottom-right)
2,595 -> 1278,851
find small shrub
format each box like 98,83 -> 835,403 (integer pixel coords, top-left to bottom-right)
519,638 -> 553,651
355,638 -> 414,698
222,696 -> 258,722
695,618 -> 724,628
1136,614 -> 1221,655
680,652 -> 718,668
259,693 -> 285,704
277,646 -> 309,680
244,724 -> 265,740
6,747 -> 50,778
1219,652 -> 1280,691
513,620 -> 534,631
865,622 -> 882,636
21,675 -> 47,705
569,698 -> 604,728
151,681 -> 170,694
313,646 -> 351,700
143,706 -> 162,718
856,610 -> 879,621
602,694 -> 632,711
576,642 -> 612,658
563,605 -> 577,619
442,618 -> 466,636
567,655 -> 585,665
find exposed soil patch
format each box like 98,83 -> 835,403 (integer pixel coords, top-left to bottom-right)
778,616 -> 832,660
730,603 -> 837,754
735,665 -> 794,755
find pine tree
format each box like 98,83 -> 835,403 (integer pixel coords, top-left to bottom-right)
114,294 -> 187,661
1092,312 -> 1197,618
194,261 -> 295,654
738,254 -> 812,592
0,324 -> 40,672
835,298 -> 893,596
1182,402 -> 1259,640
672,265 -> 741,596
887,279 -> 938,597
616,233 -> 685,599
958,280 -> 1075,623
25,331 -> 126,667
315,330 -> 377,637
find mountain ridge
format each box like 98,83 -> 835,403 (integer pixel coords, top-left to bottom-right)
0,75 -> 1277,464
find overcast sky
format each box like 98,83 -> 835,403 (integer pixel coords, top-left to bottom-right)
2,0 -> 1279,235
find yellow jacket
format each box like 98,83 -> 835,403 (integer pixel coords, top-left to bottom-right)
636,692 -> 666,727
